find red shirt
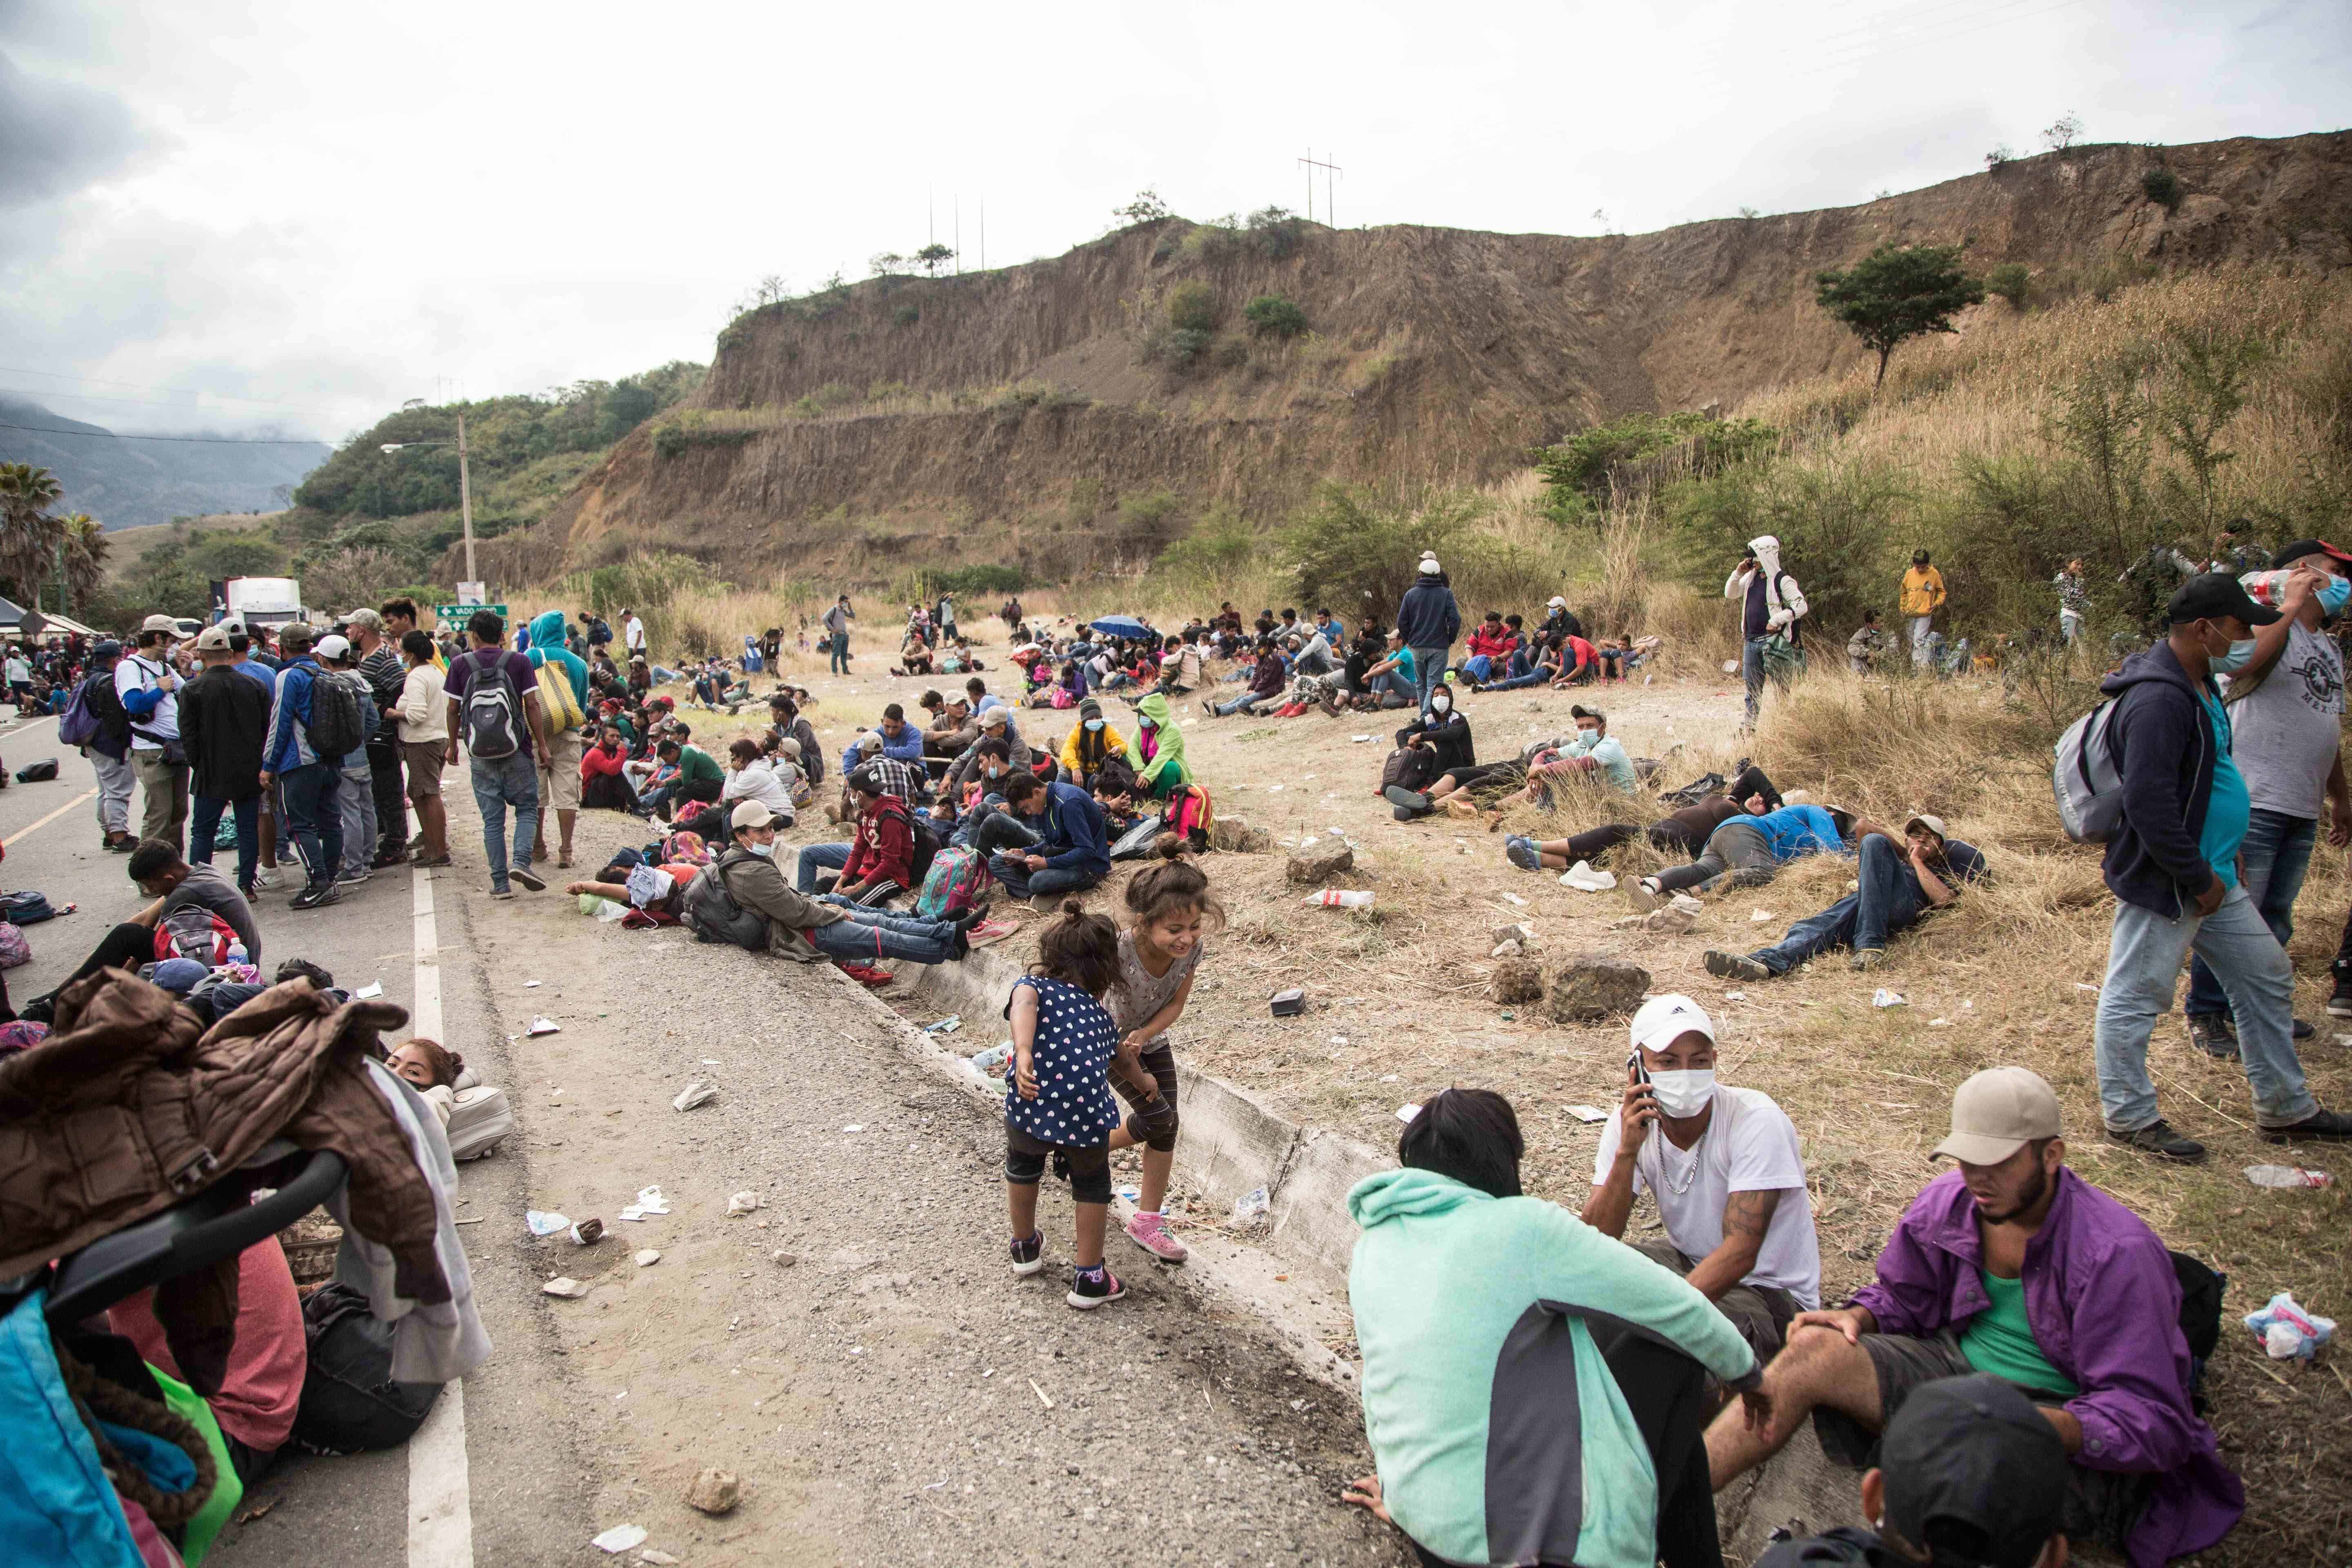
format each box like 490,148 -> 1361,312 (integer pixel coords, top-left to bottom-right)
845,795 -> 916,889
580,740 -> 628,781
110,1237 -> 306,1452
1467,626 -> 1517,659
1563,636 -> 1597,675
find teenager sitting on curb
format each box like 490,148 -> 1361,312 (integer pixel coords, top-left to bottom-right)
1342,1088 -> 1762,1568
1507,766 -> 1782,873
795,767 -> 916,904
1705,814 -> 1986,979
1583,996 -> 1821,1365
2089,572 -> 2352,1162
700,800 -> 976,969
1706,1067 -> 2245,1568
1627,802 -> 1867,908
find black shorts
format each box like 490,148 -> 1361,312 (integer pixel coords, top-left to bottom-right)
1815,1331 -> 2156,1556
1004,1123 -> 1111,1204
1110,1042 -> 1181,1152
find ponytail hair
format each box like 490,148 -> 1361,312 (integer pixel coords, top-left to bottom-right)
1124,839 -> 1226,933
1031,899 -> 1122,998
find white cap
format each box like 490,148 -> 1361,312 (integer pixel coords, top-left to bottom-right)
1906,813 -> 1949,842
1418,558 -> 1441,575
141,614 -> 179,635
731,799 -> 777,831
1628,993 -> 1716,1056
1548,595 -> 1567,608
314,634 -> 352,662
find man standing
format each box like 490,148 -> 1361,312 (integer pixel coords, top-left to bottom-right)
2052,557 -> 2088,645
1394,553 -> 1461,719
1725,535 -> 1808,727
1900,548 -> 1946,671
2179,542 -> 2350,1059
2090,573 -> 2352,1161
1583,995 -> 1821,1365
116,615 -> 192,852
313,635 -> 379,889
76,640 -> 136,853
178,626 -> 270,898
524,609 -> 590,869
257,623 -> 345,911
822,594 -> 855,675
344,608 -> 410,867
622,607 -> 647,664
443,609 -> 552,899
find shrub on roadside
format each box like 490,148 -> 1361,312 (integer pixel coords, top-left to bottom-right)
1166,281 -> 1220,333
1243,294 -> 1309,339
1985,263 -> 2031,308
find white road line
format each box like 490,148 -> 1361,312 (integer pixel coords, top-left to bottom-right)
406,864 -> 472,1568
4,788 -> 98,847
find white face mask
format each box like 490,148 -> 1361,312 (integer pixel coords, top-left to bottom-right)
1648,1068 -> 1716,1118
1430,693 -> 1452,714
747,841 -> 775,858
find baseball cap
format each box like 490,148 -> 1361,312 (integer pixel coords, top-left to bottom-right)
1418,557 -> 1441,575
1628,993 -> 1715,1056
2270,539 -> 2352,571
218,616 -> 245,635
1904,813 -> 1949,842
1932,1067 -> 2061,1165
92,639 -> 122,660
776,737 -> 802,760
278,621 -> 316,647
2166,572 -> 2279,627
1569,704 -> 1605,724
857,730 -> 883,753
140,614 -> 179,635
729,799 -> 776,831
314,634 -> 352,662
194,625 -> 232,652
1547,595 -> 1567,608
1879,1374 -> 2067,1568
980,707 -> 1009,728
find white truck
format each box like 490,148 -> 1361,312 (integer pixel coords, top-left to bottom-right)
222,576 -> 306,631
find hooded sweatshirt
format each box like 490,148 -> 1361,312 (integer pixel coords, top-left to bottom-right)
1724,535 -> 1808,646
2097,640 -> 2226,918
1396,570 -> 1463,651
1348,1168 -> 1758,1568
1131,692 -> 1190,792
525,610 -> 590,717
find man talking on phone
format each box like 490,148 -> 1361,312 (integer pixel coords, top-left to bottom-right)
1582,993 -> 1821,1364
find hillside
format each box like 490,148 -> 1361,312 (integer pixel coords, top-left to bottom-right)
487,131 -> 2352,588
0,395 -> 329,531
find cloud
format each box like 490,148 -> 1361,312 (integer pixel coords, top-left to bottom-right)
0,49 -> 149,210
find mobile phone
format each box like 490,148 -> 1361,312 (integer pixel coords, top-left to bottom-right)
1627,1050 -> 1651,1087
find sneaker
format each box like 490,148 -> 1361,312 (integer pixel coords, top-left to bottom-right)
511,866 -> 547,893
1067,1267 -> 1128,1310
1505,835 -> 1541,872
2331,975 -> 2352,1019
336,868 -> 372,887
252,867 -> 283,891
1704,950 -> 1771,983
1124,1211 -> 1189,1263
490,884 -> 515,900
2186,1013 -> 2238,1060
1848,949 -> 1888,972
2258,1108 -> 2352,1143
965,918 -> 1018,947
2103,1119 -> 2207,1163
1009,1230 -> 1045,1276
1625,878 -> 1666,913
372,849 -> 409,869
290,882 -> 342,911
2291,1017 -> 2316,1042
1381,785 -> 1431,816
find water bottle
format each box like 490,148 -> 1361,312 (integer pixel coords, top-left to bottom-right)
1306,889 -> 1374,908
970,1042 -> 1013,1075
225,940 -> 248,965
2244,1164 -> 2333,1189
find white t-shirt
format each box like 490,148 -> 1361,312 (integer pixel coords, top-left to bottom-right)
1591,1085 -> 1821,1308
624,616 -> 646,651
114,653 -> 181,746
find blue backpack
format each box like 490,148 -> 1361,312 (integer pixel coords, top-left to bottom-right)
56,680 -> 98,748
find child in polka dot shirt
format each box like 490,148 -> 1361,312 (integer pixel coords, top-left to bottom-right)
1003,900 -> 1172,1308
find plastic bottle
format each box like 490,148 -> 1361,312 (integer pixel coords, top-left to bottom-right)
970,1042 -> 1013,1075
1306,889 -> 1374,908
225,940 -> 248,965
2244,1164 -> 2334,1189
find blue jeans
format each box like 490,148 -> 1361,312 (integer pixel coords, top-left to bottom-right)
1372,670 -> 1415,707
957,803 -> 1040,857
806,904 -> 960,964
468,751 -> 540,892
2186,808 -> 2317,1020
1750,835 -> 1923,973
1741,635 -> 1771,724
795,841 -> 853,894
2096,884 -> 2314,1131
1462,654 -> 1495,683
1410,646 -> 1448,718
1214,691 -> 1270,717
190,795 -> 261,892
1488,657 -> 1550,691
989,854 -> 1102,900
278,763 -> 344,890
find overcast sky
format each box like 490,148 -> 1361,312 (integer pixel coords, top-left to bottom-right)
2,0 -> 2345,447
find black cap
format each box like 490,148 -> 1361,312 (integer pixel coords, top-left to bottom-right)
1881,1375 -> 2066,1568
1569,704 -> 1606,724
2270,539 -> 2352,572
2166,572 -> 2279,628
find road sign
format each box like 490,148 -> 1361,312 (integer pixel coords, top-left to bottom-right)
434,603 -> 508,626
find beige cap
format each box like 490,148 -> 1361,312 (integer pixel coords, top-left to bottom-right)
857,730 -> 884,753
776,737 -> 802,760
194,625 -> 232,652
141,613 -> 180,635
730,799 -> 777,831
1933,1067 -> 2061,1165
1906,813 -> 1949,842
979,707 -> 1009,728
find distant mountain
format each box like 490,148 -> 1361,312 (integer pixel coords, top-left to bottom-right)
0,395 -> 330,531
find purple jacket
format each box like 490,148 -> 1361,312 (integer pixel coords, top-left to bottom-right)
1851,1168 -> 2241,1568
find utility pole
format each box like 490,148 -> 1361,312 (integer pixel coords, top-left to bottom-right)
1299,148 -> 1314,222
1300,151 -> 1342,227
979,198 -> 985,271
457,410 -> 476,584
954,196 -> 961,276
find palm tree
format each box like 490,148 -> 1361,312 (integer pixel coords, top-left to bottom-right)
0,463 -> 65,606
61,514 -> 108,611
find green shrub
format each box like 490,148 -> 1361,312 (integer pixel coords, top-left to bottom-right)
1166,281 -> 1219,333
1284,484 -> 1493,630
652,420 -> 760,459
1214,336 -> 1249,368
1246,206 -> 1305,259
893,303 -> 920,327
1533,412 -> 1777,521
925,563 -> 1024,596
1243,294 -> 1309,339
2140,168 -> 2183,213
1985,263 -> 2031,308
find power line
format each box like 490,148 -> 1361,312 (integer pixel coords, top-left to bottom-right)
0,419 -> 327,446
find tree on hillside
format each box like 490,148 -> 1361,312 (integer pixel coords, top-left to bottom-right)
2041,111 -> 2085,151
914,243 -> 955,276
0,462 -> 63,603
1813,243 -> 1986,388
1114,188 -> 1171,225
61,514 -> 107,610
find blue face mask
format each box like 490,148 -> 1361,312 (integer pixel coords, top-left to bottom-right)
1084,718 -> 1104,732
2319,573 -> 2351,617
2208,634 -> 2258,675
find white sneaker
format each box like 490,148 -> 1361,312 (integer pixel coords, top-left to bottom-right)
252,867 -> 283,891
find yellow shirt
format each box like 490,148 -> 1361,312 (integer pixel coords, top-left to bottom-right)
1900,566 -> 1946,616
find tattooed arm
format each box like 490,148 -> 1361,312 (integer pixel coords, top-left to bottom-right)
1682,1188 -> 1784,1302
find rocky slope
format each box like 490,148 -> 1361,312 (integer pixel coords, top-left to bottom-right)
488,131 -> 2352,585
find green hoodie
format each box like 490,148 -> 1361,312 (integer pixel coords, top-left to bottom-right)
1131,691 -> 1190,796
1346,1167 -> 1758,1568
525,610 -> 590,713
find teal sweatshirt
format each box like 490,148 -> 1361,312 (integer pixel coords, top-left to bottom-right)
1347,1167 -> 1760,1568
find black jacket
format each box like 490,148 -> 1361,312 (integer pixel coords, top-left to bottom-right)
1396,708 -> 1475,775
178,664 -> 272,802
1395,575 -> 1462,651
2100,641 -> 2223,918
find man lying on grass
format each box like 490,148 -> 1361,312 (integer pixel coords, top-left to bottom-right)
1706,1067 -> 2243,1568
1626,801 -> 1889,908
1704,813 -> 1984,979
1506,764 -> 1782,873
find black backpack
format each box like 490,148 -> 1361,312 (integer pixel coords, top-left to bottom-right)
305,670 -> 364,759
290,1282 -> 443,1454
2170,1250 -> 2226,1411
877,800 -> 943,886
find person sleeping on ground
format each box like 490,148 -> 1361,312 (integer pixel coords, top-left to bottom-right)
1704,813 -> 1987,978
1625,801 -> 1877,908
1507,765 -> 1783,872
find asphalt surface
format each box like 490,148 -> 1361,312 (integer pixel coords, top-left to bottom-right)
10,713 -> 1405,1568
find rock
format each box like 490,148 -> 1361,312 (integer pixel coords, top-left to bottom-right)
1540,955 -> 1652,1023
672,1080 -> 717,1112
639,1552 -> 682,1566
542,1277 -> 590,1299
1619,905 -> 1695,935
1285,844 -> 1355,884
1491,920 -> 1535,945
684,1467 -> 741,1516
1210,815 -> 1272,853
1490,939 -> 1522,959
634,1249 -> 662,1267
726,1190 -> 761,1216
771,1251 -> 798,1268
1490,958 -> 1544,1005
